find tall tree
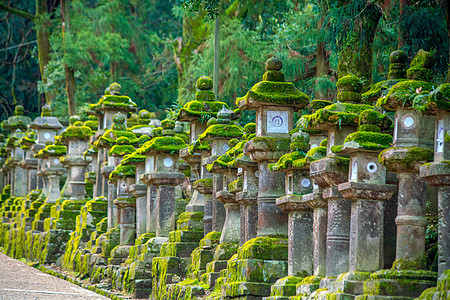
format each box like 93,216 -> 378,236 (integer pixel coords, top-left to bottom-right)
61,0 -> 76,116
0,0 -> 54,106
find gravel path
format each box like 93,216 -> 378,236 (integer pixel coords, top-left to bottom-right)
0,253 -> 109,300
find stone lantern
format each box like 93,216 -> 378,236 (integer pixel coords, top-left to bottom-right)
234,123 -> 258,244
95,112 -> 138,229
60,116 -> 94,200
199,106 -> 243,237
177,76 -> 230,231
221,57 -> 310,299
141,119 -> 187,237
31,141 -> 67,231
367,49 -> 438,299
109,162 -> 137,246
309,75 -> 372,278
130,110 -> 154,137
336,110 -> 396,273
272,131 -> 314,277
241,57 -> 310,238
122,136 -> 151,237
89,83 -> 137,199
419,83 -> 450,277
19,131 -> 38,191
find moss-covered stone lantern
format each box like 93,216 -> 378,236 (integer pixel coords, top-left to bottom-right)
109,163 -> 136,246
220,57 -> 309,299
177,76 -> 229,219
121,137 -> 150,237
366,50 -> 438,299
199,106 -> 243,236
89,83 -> 137,200
239,57 -> 310,238
310,110 -> 397,298
233,123 -> 257,244
7,130 -> 27,197
19,131 -> 38,191
1,105 -> 31,134
378,51 -> 436,270
95,112 -> 138,229
130,109 -> 154,137
309,75 -> 371,278
271,131 -> 314,278
31,141 -> 67,232
419,83 -> 450,277
60,116 -> 94,200
140,119 -> 187,237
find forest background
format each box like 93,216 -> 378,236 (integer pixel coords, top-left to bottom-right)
0,0 -> 448,124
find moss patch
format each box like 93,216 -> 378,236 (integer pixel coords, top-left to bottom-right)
237,81 -> 309,106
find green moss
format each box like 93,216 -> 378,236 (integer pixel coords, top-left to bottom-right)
137,136 -> 187,154
310,100 -> 332,110
392,257 -> 427,271
193,178 -> 213,188
342,131 -> 393,150
196,90 -> 215,101
237,81 -> 310,106
228,178 -> 242,193
36,143 -> 67,157
108,144 -> 135,156
407,67 -> 433,81
121,152 -> 146,165
161,119 -> 175,129
251,136 -> 291,152
96,129 -> 138,148
109,164 -> 136,181
377,80 -> 435,111
358,124 -> 381,132
237,237 -> 288,260
337,91 -> 362,103
410,49 -> 435,69
196,76 -> 213,90
379,147 -> 434,170
263,70 -> 285,82
429,83 -> 450,110
336,74 -> 363,93
390,50 -> 408,63
300,102 -> 373,129
243,122 -> 256,134
198,124 -> 243,142
269,151 -> 305,171
187,140 -> 210,155
320,138 -> 327,147
177,100 -> 229,119
89,94 -> 137,111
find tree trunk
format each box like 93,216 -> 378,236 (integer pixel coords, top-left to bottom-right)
61,0 -> 76,115
337,0 -> 382,90
173,10 -> 209,99
315,0 -> 330,99
35,0 -> 53,106
445,1 -> 450,83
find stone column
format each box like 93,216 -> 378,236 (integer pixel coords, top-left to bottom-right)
236,163 -> 258,244
114,177 -> 137,245
303,189 -> 327,277
420,107 -> 450,276
216,170 -> 240,244
130,183 -> 147,237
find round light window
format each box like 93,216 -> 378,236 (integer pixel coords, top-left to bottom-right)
164,157 -> 173,167
403,116 -> 415,128
53,158 -> 59,164
301,178 -> 311,188
43,132 -> 51,140
367,162 -> 378,173
222,144 -> 229,152
121,182 -> 127,189
254,170 -> 259,178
